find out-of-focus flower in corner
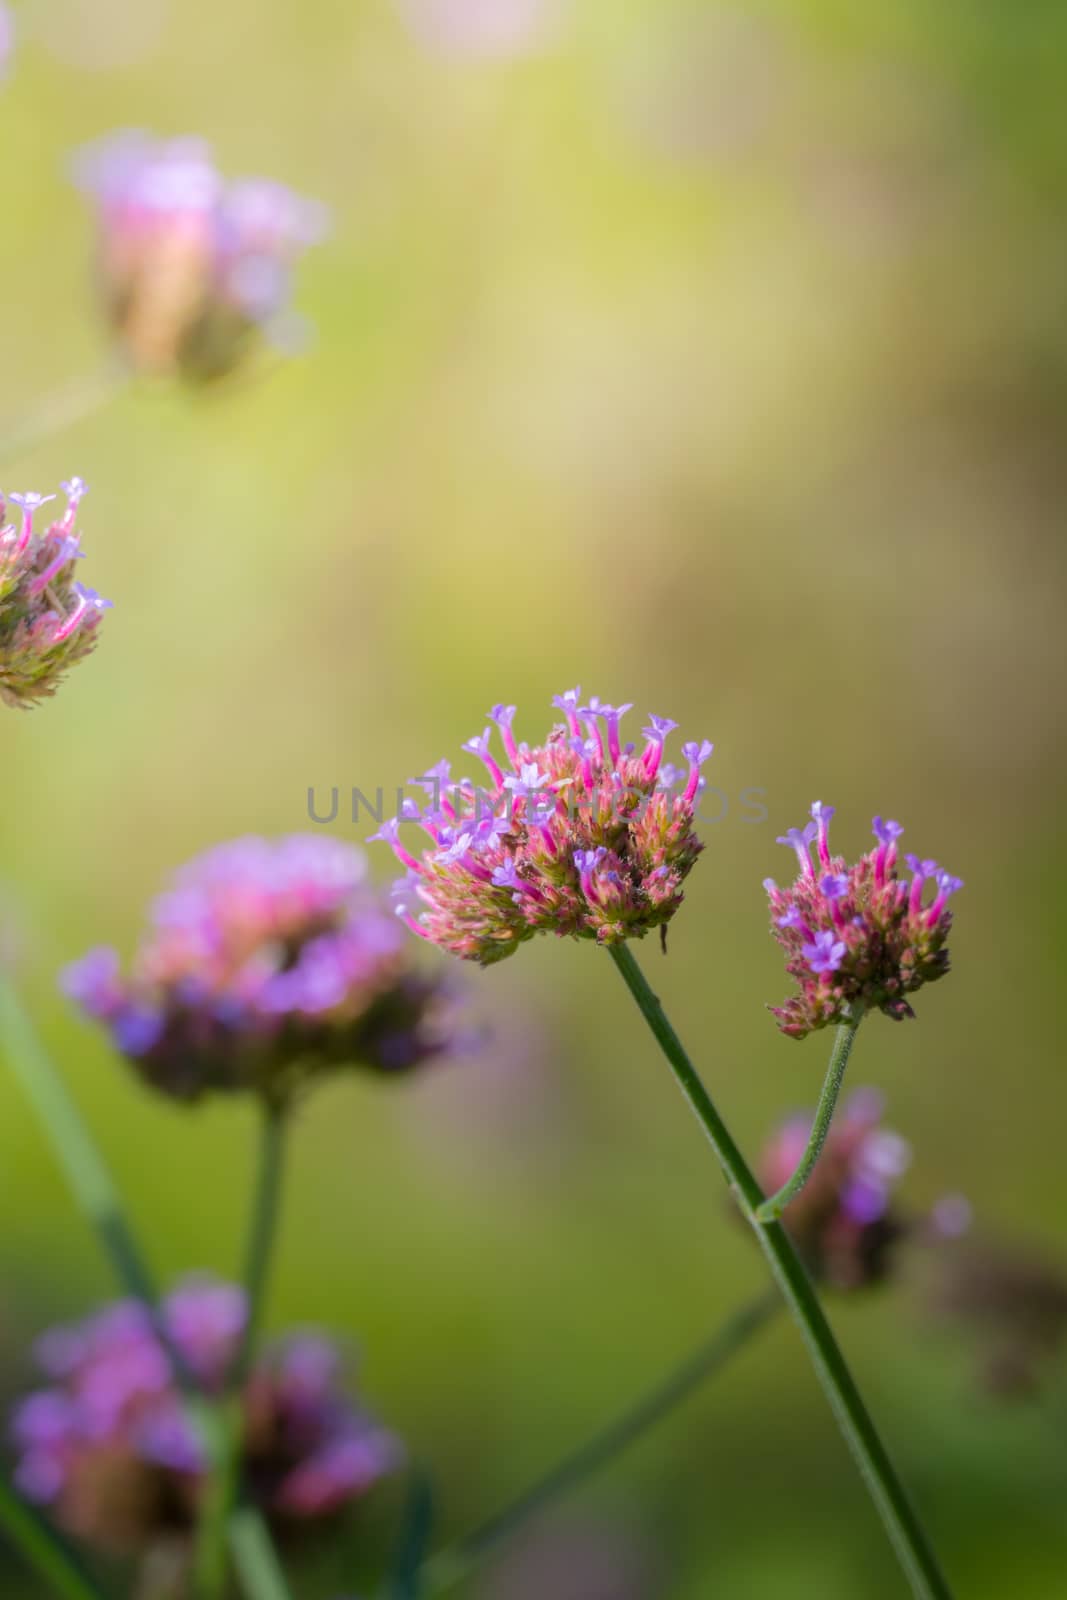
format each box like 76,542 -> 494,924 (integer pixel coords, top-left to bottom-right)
62,836 -> 457,1108
0,5 -> 14,81
756,1087 -> 957,1291
10,1278 -> 402,1559
764,804 -> 962,1038
395,0 -> 560,58
72,131 -> 328,382
373,690 -> 709,965
925,1237 -> 1067,1398
0,479 -> 111,710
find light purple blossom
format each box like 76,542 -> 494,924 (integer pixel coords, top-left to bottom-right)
73,130 -> 327,381
63,836 -> 457,1104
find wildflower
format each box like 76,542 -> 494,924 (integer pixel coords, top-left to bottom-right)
757,1088 -> 917,1289
11,1278 -> 401,1557
0,479 -> 111,709
372,690 -> 709,964
62,836 -> 454,1107
764,804 -> 962,1038
73,131 -> 328,382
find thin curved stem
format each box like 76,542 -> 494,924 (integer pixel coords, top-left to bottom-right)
756,1012 -> 863,1223
608,945 -> 953,1600
0,977 -> 167,1323
196,1106 -> 289,1599
421,1290 -> 779,1597
0,363 -> 131,468
0,1475 -> 112,1600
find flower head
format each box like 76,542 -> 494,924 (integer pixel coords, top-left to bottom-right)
73,131 -> 328,382
371,692 -> 708,964
758,1089 -> 918,1289
765,804 -> 961,1038
11,1279 -> 401,1556
0,480 -> 110,708
62,836 -> 456,1107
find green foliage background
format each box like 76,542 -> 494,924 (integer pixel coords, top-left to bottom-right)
2,0 -> 1066,1593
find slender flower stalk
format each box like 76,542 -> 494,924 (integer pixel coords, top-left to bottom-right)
196,1107 -> 289,1597
756,1012 -> 863,1223
608,944 -> 953,1600
421,1290 -> 778,1597
228,1508 -> 296,1600
0,1475 -> 111,1600
0,975 -> 163,1317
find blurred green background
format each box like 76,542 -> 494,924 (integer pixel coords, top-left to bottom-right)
3,0 -> 1067,1594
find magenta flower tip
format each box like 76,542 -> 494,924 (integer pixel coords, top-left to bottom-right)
872,816 -> 904,845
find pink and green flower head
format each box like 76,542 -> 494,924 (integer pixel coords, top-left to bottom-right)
0,479 -> 111,709
73,130 -> 328,382
62,836 -> 457,1108
11,1278 -> 401,1558
758,1088 -> 916,1290
764,804 -> 962,1039
371,690 -> 709,964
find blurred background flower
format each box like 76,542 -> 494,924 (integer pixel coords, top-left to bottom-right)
73,130 -> 327,382
62,836 -> 457,1106
9,1277 -> 400,1571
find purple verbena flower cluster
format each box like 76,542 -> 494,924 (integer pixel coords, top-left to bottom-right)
764,804 -> 962,1039
375,691 -> 711,965
0,479 -> 111,709
62,835 -> 454,1107
758,1088 -> 914,1290
73,131 -> 328,382
11,1278 -> 401,1555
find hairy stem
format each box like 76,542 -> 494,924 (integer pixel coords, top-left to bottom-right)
756,1013 -> 863,1223
608,944 -> 952,1600
422,1290 -> 778,1596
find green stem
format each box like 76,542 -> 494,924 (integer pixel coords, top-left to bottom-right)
608,945 -> 953,1600
195,1107 -> 288,1599
0,363 -> 131,468
755,1013 -> 863,1223
231,1107 -> 288,1387
0,1475 -> 112,1600
227,1509 -> 295,1600
421,1290 -> 778,1597
0,978 -> 165,1319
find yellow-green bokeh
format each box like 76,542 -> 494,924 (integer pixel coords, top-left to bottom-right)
2,0 -> 1066,1594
